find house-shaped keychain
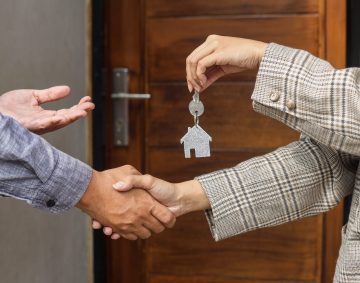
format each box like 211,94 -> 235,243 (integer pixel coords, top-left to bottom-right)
180,125 -> 212,158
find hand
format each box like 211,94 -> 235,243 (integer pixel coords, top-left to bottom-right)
93,174 -> 210,239
76,166 -> 176,241
113,175 -> 211,216
0,86 -> 95,134
186,35 -> 268,92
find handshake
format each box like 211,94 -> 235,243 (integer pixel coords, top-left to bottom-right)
0,85 -> 211,241
76,165 -> 210,240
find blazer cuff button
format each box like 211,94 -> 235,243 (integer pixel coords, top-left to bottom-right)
269,91 -> 280,102
286,100 -> 296,110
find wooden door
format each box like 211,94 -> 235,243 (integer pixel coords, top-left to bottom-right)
101,0 -> 346,282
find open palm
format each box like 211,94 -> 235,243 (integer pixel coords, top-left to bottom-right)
0,86 -> 94,134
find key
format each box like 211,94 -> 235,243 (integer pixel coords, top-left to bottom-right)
189,100 -> 204,117
188,90 -> 204,117
180,91 -> 212,158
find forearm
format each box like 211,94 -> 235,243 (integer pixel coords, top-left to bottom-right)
195,137 -> 356,241
0,113 -> 92,212
252,43 -> 360,156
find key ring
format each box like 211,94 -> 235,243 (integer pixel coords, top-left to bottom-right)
194,111 -> 199,127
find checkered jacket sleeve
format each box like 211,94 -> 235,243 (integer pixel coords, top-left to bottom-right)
196,137 -> 357,241
252,43 -> 360,156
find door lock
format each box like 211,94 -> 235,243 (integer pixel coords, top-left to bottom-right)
112,68 -> 150,146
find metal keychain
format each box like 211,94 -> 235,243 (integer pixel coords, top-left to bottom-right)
180,91 -> 212,158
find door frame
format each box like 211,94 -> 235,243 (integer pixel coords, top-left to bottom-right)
91,0 -> 108,282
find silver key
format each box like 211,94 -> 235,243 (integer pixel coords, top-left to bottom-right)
188,90 -> 204,117
189,100 -> 204,117
193,90 -> 200,102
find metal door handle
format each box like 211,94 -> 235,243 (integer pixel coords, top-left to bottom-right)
112,93 -> 150,99
112,68 -> 150,146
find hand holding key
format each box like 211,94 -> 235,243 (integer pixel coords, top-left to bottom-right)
186,35 -> 268,92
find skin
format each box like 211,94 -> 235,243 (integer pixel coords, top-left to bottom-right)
93,175 -> 209,239
77,166 -> 176,240
185,35 -> 268,92
0,86 -> 94,134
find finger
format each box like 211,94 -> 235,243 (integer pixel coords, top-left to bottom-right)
29,115 -> 64,134
78,96 -> 92,104
119,164 -> 141,176
186,80 -> 193,93
33,86 -> 71,104
92,220 -> 102,229
186,41 -> 209,92
31,109 -> 87,134
201,66 -> 226,91
135,226 -> 152,239
120,233 -> 138,241
53,108 -> 88,125
103,227 -> 113,236
143,216 -> 166,234
168,206 -> 182,217
151,204 -> 176,229
187,57 -> 202,92
73,101 -> 95,112
186,64 -> 194,93
111,234 -> 121,240
189,41 -> 218,87
113,174 -> 155,192
196,53 -> 225,86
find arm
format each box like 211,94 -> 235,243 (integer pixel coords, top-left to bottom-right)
110,136 -> 357,241
0,113 -> 175,239
186,35 -> 360,156
251,43 -> 360,156
0,113 -> 93,211
196,137 -> 356,240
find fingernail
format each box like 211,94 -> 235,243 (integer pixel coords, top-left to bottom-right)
112,234 -> 121,240
187,82 -> 193,93
113,181 -> 125,190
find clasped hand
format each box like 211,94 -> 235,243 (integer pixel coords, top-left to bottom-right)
92,171 -> 210,240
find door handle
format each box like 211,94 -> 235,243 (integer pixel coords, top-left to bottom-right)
112,68 -> 151,146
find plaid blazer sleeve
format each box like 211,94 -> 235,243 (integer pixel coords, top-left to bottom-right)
252,43 -> 360,156
196,136 -> 357,241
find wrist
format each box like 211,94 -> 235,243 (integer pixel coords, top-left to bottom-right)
175,180 -> 210,216
76,169 -> 101,212
255,42 -> 268,67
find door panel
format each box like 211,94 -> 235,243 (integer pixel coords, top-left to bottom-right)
103,0 -> 346,282
146,0 -> 318,17
148,16 -> 319,82
147,214 -> 321,281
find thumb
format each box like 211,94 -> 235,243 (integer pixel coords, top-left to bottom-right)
113,174 -> 154,192
112,181 -> 131,191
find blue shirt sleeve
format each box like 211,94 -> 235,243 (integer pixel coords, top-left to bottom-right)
0,113 -> 92,212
